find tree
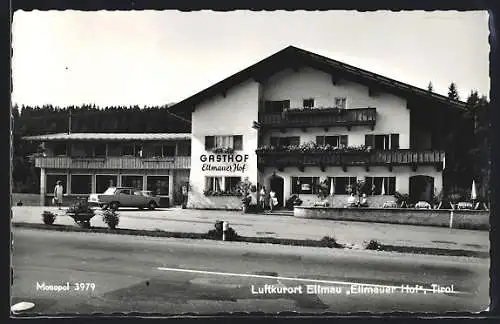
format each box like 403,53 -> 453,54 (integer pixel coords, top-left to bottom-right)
448,82 -> 460,101
427,81 -> 434,92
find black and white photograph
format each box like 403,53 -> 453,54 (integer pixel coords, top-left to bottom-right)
10,9 -> 491,315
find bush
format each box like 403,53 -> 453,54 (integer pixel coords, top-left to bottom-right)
66,198 -> 95,228
394,192 -> 410,207
42,211 -> 56,225
208,221 -> 239,241
285,195 -> 302,210
365,239 -> 381,250
320,236 -> 341,248
102,209 -> 120,229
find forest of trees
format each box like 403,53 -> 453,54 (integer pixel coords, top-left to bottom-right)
11,85 -> 491,202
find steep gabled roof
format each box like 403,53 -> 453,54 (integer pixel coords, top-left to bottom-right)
169,45 -> 466,112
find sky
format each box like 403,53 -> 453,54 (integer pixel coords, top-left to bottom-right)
11,10 -> 490,108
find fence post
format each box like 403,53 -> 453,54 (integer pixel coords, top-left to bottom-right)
222,221 -> 228,241
449,210 -> 454,229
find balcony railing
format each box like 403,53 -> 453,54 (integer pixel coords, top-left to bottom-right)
35,156 -> 191,170
257,149 -> 445,170
258,107 -> 376,129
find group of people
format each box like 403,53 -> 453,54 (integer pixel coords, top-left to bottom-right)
347,192 -> 369,208
259,186 -> 279,211
245,186 -> 279,211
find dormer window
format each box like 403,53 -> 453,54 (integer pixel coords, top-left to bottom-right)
334,97 -> 347,109
303,98 -> 314,108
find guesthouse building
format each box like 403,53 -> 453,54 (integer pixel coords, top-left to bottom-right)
168,46 -> 467,209
23,133 -> 191,207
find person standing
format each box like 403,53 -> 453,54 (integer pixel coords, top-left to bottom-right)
269,190 -> 278,211
259,186 -> 267,211
53,180 -> 64,210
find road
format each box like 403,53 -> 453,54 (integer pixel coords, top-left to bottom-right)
11,228 -> 489,314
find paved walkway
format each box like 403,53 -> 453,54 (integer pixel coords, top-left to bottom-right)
11,206 -> 489,252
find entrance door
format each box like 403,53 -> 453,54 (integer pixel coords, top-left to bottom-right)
409,175 -> 434,203
269,176 -> 284,208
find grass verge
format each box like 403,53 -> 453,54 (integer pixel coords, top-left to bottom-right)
12,222 -> 488,258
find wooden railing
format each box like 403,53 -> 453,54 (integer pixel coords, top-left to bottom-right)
258,108 -> 376,129
35,156 -> 191,170
257,149 -> 445,168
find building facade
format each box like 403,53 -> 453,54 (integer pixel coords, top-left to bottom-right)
23,133 -> 191,207
169,46 -> 464,209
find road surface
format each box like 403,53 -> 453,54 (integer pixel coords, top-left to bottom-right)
11,228 -> 489,315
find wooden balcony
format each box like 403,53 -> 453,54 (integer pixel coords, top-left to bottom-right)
256,149 -> 445,172
258,108 -> 376,131
35,156 -> 191,170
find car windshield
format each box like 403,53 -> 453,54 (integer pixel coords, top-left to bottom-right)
103,187 -> 117,195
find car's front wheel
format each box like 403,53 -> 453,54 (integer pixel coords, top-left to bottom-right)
148,201 -> 157,210
109,201 -> 120,211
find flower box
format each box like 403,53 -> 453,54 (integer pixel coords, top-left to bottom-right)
284,107 -> 346,116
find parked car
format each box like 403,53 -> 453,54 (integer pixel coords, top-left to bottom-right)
88,187 -> 161,211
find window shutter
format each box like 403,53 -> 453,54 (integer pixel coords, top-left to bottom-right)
391,134 -> 400,149
365,177 -> 373,195
290,137 -> 300,146
205,136 -> 214,150
389,177 -> 396,194
233,135 -> 243,150
340,135 -> 348,147
316,136 -> 325,145
365,134 -> 374,148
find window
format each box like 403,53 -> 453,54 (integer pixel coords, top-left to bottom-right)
224,176 -> 241,192
70,143 -> 86,157
270,136 -> 300,147
103,187 -> 117,195
264,100 -> 290,113
71,175 -> 92,194
96,175 -> 117,193
331,177 -> 357,195
303,98 -> 315,108
107,143 -> 121,156
121,175 -> 143,190
83,144 -> 94,157
150,144 -> 163,157
205,135 -> 243,150
316,135 -> 348,147
334,97 -> 347,109
233,135 -> 243,150
291,177 -> 320,194
53,143 -> 67,156
122,143 -> 134,156
147,176 -> 169,196
205,176 -> 223,192
46,175 -> 67,194
365,177 -> 396,195
94,143 -> 107,157
118,189 -> 132,195
163,145 -> 176,157
365,134 -> 400,150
